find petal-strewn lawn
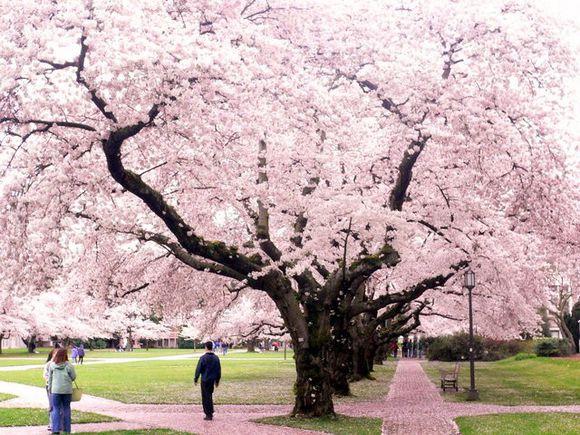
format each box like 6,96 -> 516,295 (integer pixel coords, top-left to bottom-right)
423,357 -> 580,405
255,414 -> 383,435
455,412 -> 580,434
0,352 -> 396,405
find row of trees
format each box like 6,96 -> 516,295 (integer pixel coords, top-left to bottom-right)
1,0 -> 578,416
0,287 -> 170,354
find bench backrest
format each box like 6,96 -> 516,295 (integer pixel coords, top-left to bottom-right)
453,362 -> 461,377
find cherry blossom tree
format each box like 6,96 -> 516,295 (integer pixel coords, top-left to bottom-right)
18,290 -> 106,344
0,307 -> 28,354
102,302 -> 169,350
180,293 -> 286,353
223,295 -> 286,345
1,0 -> 578,416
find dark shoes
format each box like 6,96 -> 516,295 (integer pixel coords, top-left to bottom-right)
204,415 -> 213,420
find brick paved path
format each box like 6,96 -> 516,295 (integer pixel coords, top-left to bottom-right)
380,359 -> 460,434
379,359 -> 580,434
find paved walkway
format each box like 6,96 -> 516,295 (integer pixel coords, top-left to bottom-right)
0,359 -> 578,434
0,380 -> 320,434
379,359 -> 580,434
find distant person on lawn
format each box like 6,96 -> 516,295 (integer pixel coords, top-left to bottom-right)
389,340 -> 398,358
194,341 -> 221,421
401,337 -> 408,358
48,348 -> 77,435
77,344 -> 85,364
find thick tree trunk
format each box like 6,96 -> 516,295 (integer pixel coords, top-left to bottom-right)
366,346 -> 376,372
373,343 -> 388,365
327,346 -> 351,396
127,329 -> 134,351
27,339 -> 35,353
270,286 -> 335,416
262,274 -> 337,417
246,338 -> 257,352
327,313 -> 352,396
556,315 -> 576,353
292,344 -> 334,417
23,335 -> 37,353
351,340 -> 373,381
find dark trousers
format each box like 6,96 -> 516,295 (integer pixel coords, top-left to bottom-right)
201,380 -> 215,417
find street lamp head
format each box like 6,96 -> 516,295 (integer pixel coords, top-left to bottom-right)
464,269 -> 476,290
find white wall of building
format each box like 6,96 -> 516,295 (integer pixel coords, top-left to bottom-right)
1,335 -> 24,350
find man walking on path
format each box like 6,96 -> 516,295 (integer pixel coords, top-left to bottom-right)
194,341 -> 221,421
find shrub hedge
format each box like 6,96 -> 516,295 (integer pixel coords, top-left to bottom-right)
84,338 -> 108,349
426,333 -> 529,361
534,338 -> 572,357
177,337 -> 200,349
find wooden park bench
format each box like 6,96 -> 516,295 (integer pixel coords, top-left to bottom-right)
440,362 -> 460,392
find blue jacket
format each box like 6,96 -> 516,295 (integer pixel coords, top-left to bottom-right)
195,352 -> 221,385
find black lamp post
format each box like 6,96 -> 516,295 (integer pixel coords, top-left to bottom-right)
464,269 -> 479,401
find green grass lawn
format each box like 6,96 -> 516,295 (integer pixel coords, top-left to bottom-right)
423,357 -> 580,405
0,359 -> 45,367
0,408 -> 117,426
0,347 -> 54,359
0,347 -> 204,360
0,348 -> 206,368
0,393 -> 16,402
456,412 -> 580,434
82,348 -> 205,359
0,352 -> 395,405
255,414 -> 382,435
